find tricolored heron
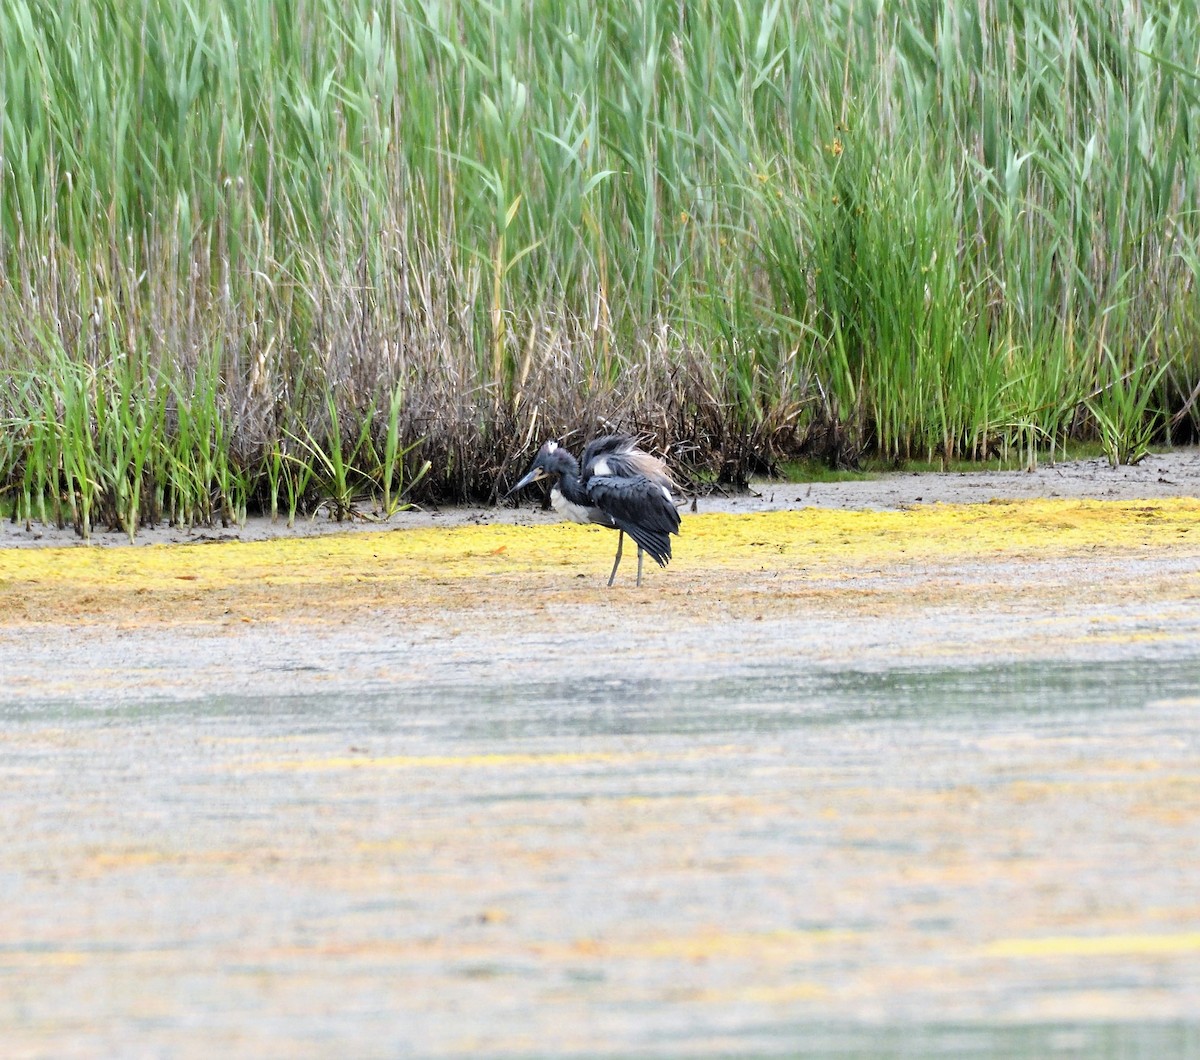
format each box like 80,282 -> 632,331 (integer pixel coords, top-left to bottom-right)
506,435 -> 681,586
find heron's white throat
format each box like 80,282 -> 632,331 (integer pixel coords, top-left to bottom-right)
550,487 -> 593,524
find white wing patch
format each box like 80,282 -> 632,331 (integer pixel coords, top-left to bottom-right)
591,457 -> 611,476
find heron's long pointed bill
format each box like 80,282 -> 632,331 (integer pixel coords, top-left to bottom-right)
504,467 -> 548,498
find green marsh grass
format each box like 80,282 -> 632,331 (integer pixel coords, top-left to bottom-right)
3,0 -> 1200,535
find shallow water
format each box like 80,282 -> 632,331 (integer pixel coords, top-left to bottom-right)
4,497 -> 1199,1054
14,653 -> 1200,723
3,655 -> 1199,1056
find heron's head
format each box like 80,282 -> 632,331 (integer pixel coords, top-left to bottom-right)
506,440 -> 574,497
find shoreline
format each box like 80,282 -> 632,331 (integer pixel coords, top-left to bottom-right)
3,447 -> 1199,550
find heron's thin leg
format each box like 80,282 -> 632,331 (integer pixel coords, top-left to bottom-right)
607,530 -> 624,587
636,546 -> 644,587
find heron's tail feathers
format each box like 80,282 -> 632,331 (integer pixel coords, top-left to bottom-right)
621,522 -> 674,568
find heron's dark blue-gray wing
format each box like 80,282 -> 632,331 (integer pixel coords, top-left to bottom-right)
581,435 -> 633,467
585,474 -> 681,568
582,435 -> 675,492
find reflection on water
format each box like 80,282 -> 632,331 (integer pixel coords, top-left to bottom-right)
731,1020 -> 1200,1058
11,656 -> 1200,736
5,656 -> 1199,1058
437,657 -> 1200,740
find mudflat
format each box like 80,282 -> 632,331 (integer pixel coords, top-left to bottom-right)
1,452 -> 1199,1056
4,447 -> 1200,549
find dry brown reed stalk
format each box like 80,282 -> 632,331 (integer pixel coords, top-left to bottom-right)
5,0 -> 1200,536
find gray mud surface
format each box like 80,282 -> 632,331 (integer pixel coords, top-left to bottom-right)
5,447 -> 1200,548
2,453 -> 1199,1056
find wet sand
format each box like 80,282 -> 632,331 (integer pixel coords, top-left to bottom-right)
1,457 -> 1199,1056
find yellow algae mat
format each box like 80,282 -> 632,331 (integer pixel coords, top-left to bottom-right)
1,498 -> 1198,628
3,499 -> 1200,1049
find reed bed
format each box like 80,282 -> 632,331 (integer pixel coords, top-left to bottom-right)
3,0 -> 1200,537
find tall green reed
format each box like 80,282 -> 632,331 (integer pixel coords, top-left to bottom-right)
3,0 -> 1200,537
